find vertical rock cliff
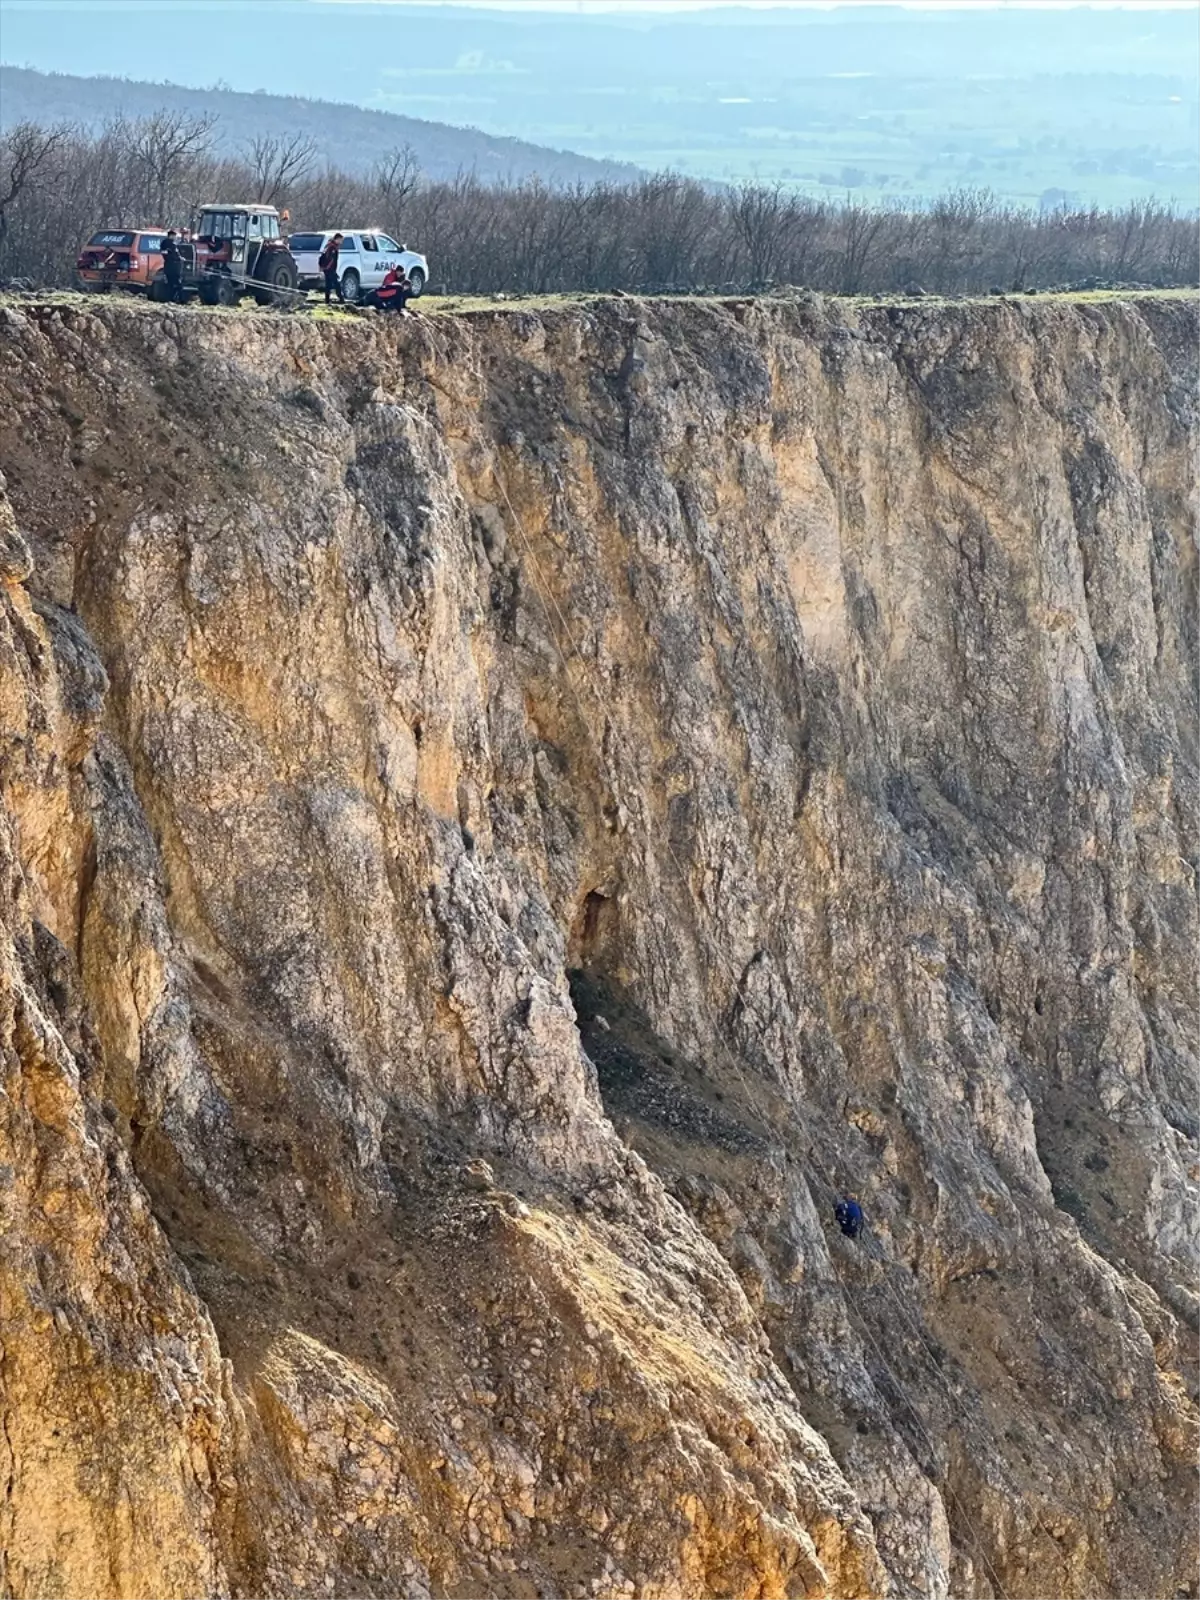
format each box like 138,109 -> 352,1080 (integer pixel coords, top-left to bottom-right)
1,292 -> 1196,1600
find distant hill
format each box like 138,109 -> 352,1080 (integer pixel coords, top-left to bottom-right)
0,66 -> 642,187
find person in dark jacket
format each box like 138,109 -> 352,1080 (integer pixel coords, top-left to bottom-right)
367,263 -> 413,314
834,1195 -> 864,1239
161,229 -> 184,302
319,233 -> 344,303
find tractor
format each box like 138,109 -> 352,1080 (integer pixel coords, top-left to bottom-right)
150,204 -> 300,307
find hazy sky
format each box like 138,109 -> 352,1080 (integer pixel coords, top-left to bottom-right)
3,0 -> 1193,7
354,1 -> 1198,8
4,0 -> 1195,10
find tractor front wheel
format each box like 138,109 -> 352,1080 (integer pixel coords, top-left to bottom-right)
200,273 -> 236,307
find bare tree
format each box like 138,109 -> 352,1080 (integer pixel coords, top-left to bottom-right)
373,144 -> 421,213
732,181 -> 792,285
129,109 -> 216,222
919,187 -> 991,291
290,166 -> 363,233
834,200 -> 889,294
1002,203 -> 1055,291
631,174 -> 711,288
0,121 -> 69,254
776,196 -> 827,287
246,131 -> 319,205
1107,198 -> 1172,281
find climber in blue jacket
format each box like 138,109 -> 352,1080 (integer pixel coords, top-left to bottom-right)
835,1195 -> 864,1239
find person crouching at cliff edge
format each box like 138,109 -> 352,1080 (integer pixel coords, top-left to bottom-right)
368,264 -> 414,315
320,234 -> 344,303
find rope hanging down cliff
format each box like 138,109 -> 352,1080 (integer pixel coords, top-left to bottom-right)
488,459 -> 1017,1600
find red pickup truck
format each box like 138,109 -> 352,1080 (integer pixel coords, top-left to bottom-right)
76,228 -> 169,293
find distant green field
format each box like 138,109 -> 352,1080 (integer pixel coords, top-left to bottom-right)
520,75 -> 1200,210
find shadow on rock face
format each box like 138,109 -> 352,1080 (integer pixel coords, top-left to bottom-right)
569,967 -> 768,1158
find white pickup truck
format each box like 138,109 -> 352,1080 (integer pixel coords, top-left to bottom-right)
289,229 -> 429,302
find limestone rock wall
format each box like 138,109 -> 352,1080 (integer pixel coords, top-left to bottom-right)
0,292 -> 1195,1600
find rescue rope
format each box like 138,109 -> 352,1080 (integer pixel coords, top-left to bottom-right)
217,270 -> 307,302
488,458 -> 1017,1600
857,1223 -> 1095,1593
817,468 -> 1088,1595
169,263 -> 308,305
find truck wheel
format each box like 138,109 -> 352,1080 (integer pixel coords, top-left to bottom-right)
407,267 -> 425,298
148,274 -> 170,303
339,268 -> 360,304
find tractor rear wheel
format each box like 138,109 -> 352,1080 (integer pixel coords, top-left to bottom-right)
255,251 -> 299,307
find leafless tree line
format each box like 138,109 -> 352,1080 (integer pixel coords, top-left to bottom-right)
2,112 -> 1196,296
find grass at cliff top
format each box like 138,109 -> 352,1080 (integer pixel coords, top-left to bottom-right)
422,287 -> 1200,314
4,286 -> 1197,320
185,284 -> 1200,317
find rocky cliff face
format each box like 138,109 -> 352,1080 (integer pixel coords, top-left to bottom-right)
0,291 -> 1195,1600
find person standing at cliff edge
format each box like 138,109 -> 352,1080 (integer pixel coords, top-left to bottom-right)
161,229 -> 184,303
319,233 -> 344,303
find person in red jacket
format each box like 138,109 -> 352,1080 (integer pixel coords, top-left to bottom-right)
318,233 -> 344,303
368,263 -> 414,314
